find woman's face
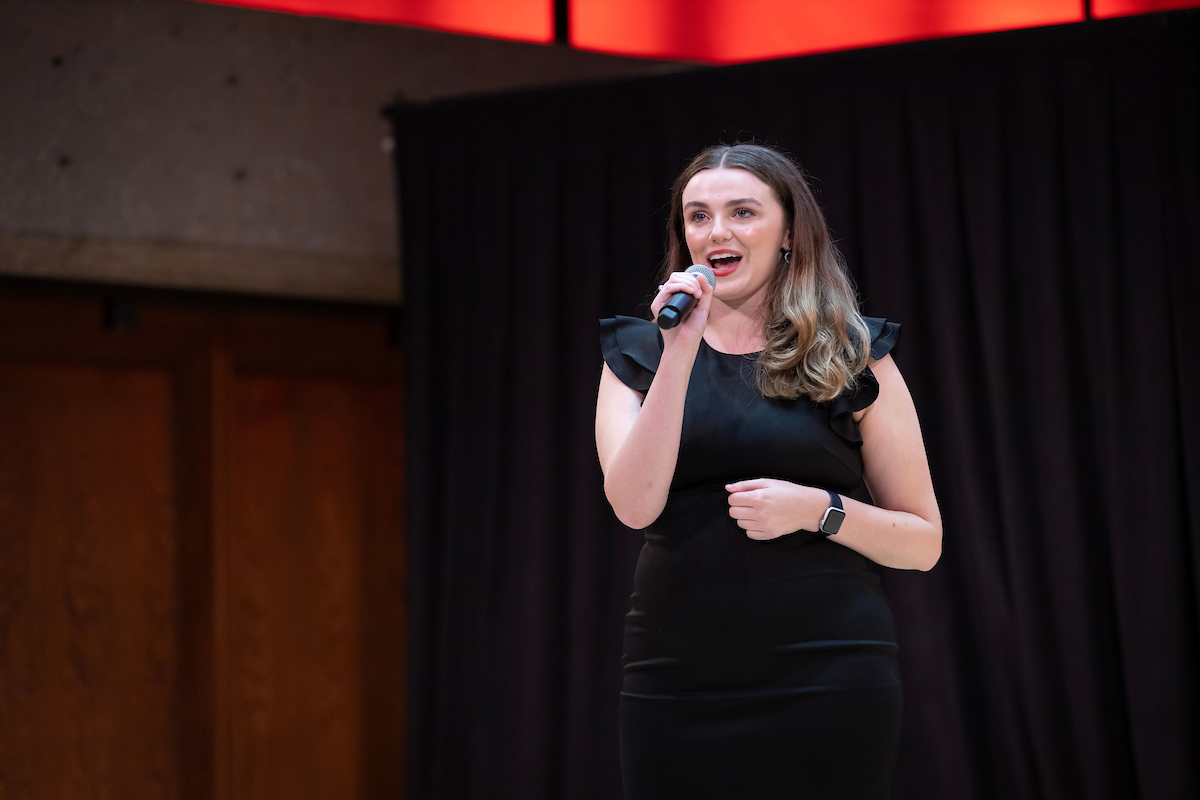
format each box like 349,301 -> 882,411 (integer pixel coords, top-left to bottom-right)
681,167 -> 791,309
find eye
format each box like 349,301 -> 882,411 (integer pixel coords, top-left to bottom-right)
689,211 -> 708,223
734,207 -> 755,218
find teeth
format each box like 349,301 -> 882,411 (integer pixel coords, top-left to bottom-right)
711,254 -> 740,262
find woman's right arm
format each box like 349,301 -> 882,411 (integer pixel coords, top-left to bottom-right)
595,273 -> 711,529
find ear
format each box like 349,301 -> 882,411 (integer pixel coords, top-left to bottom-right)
782,227 -> 792,251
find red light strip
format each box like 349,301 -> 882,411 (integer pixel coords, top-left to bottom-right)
1092,0 -> 1200,17
570,0 -> 1086,64
191,0 -> 555,43
191,1 -> 1199,63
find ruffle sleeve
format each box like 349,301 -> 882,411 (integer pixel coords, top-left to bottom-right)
599,315 -> 663,392
828,317 -> 902,444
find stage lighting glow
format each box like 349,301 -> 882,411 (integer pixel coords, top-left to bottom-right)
570,0 -> 1085,64
191,0 -> 555,44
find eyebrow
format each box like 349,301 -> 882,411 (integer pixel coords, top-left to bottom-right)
683,197 -> 765,210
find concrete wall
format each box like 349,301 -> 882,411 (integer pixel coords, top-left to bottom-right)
0,0 -> 686,302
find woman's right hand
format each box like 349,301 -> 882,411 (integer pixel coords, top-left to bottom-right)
650,270 -> 714,349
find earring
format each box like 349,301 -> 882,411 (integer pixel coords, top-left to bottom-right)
783,249 -> 792,264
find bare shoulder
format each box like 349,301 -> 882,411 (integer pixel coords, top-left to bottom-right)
597,362 -> 645,409
852,354 -> 910,424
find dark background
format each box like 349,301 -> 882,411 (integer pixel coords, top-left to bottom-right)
395,10 -> 1200,800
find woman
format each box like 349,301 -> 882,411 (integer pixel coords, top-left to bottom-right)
596,143 -> 941,799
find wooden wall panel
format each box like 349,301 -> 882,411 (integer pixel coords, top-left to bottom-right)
0,362 -> 180,798
0,285 -> 406,800
228,375 -> 405,800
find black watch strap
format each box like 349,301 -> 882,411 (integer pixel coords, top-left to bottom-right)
818,490 -> 846,536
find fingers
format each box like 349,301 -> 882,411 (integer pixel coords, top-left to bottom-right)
651,273 -> 696,314
656,272 -> 706,300
729,504 -> 767,537
665,272 -> 705,291
726,478 -> 769,493
727,493 -> 761,510
733,517 -> 772,539
651,271 -> 712,321
727,482 -> 773,539
729,502 -> 779,539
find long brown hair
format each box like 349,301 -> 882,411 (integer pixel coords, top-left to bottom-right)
659,143 -> 871,403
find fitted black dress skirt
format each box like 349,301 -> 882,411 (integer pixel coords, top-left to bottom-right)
601,315 -> 904,800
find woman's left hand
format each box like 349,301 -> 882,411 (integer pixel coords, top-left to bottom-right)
725,479 -> 826,540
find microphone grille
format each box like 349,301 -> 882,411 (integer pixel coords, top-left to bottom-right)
685,263 -> 717,289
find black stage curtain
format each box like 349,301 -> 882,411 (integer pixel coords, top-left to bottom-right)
391,13 -> 1199,800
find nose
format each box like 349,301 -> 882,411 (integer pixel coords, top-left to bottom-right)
710,216 -> 731,242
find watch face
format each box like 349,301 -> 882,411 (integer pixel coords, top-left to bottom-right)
820,507 -> 846,535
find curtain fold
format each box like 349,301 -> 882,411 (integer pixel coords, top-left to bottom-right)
392,12 -> 1200,800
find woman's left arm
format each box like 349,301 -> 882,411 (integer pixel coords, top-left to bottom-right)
833,353 -> 942,570
725,354 -> 942,570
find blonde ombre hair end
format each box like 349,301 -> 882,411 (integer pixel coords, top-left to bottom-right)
659,143 -> 872,403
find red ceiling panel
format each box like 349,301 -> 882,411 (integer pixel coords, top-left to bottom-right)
570,0 -> 1085,64
192,0 -> 554,43
1093,0 -> 1200,17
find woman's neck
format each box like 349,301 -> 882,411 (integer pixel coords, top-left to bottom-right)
703,300 -> 767,355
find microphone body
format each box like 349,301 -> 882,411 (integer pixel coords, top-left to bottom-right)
657,264 -> 717,329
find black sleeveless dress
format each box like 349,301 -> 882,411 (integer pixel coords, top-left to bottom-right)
600,315 -> 903,800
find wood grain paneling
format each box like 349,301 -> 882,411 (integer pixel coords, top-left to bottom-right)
0,286 -> 406,800
0,363 -> 179,798
228,375 -> 405,800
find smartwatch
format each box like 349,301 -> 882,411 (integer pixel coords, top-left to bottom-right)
818,490 -> 845,536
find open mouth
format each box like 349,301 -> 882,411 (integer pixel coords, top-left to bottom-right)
708,253 -> 742,276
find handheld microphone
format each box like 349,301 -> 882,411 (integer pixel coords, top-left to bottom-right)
657,264 -> 717,330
